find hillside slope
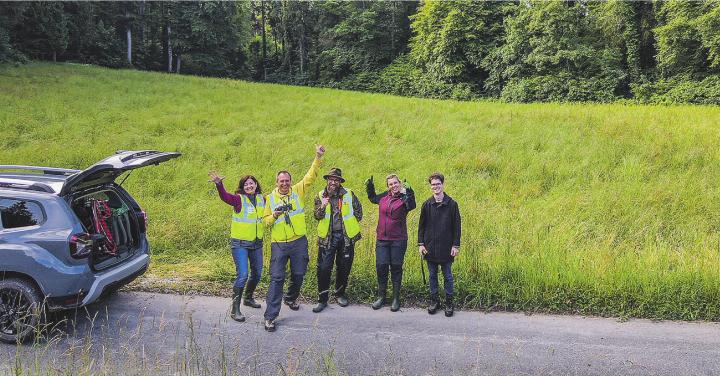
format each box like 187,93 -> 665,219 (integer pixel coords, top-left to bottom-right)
2,63 -> 719,320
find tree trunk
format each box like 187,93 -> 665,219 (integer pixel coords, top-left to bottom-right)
167,25 -> 173,72
261,0 -> 267,80
176,55 -> 181,74
140,0 -> 146,42
299,6 -> 305,75
390,1 -> 396,56
126,26 -> 132,64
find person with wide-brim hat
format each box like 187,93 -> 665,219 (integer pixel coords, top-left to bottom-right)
312,167 -> 363,313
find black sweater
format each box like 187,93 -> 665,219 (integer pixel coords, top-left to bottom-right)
417,194 -> 461,264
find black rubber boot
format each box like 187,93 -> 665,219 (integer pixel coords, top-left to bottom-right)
428,294 -> 440,315
444,295 -> 454,317
312,302 -> 327,313
390,281 -> 401,312
371,289 -> 386,310
231,287 -> 245,322
243,280 -> 261,308
372,266 -> 388,310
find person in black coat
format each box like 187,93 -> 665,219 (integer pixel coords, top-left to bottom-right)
418,172 -> 461,317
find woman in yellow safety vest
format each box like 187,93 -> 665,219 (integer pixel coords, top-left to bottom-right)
209,171 -> 266,323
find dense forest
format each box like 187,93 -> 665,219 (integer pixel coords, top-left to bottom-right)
1,0 -> 719,104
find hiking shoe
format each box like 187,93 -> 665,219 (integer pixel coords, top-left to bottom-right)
444,295 -> 454,317
427,294 -> 440,315
284,299 -> 300,311
264,319 -> 276,332
243,298 -> 261,309
336,296 -> 349,307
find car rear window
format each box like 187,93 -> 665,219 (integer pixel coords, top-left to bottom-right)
0,198 -> 45,229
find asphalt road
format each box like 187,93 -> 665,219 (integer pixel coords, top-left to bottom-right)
2,291 -> 720,375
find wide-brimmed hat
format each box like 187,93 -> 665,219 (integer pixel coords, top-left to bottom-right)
323,167 -> 345,183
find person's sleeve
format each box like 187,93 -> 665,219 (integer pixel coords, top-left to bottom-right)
417,202 -> 427,246
452,201 -> 461,248
352,191 -> 363,222
403,187 -> 417,211
263,195 -> 275,227
313,195 -> 325,220
215,182 -> 242,210
366,179 -> 380,204
294,156 -> 321,198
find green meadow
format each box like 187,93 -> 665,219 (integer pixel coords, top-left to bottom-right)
2,63 -> 719,320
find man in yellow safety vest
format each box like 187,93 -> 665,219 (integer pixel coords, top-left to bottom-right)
311,167 -> 363,313
262,145 -> 324,332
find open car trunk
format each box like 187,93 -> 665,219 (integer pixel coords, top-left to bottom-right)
70,187 -> 142,270
61,150 -> 180,269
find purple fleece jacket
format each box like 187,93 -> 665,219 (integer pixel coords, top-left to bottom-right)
366,181 -> 416,241
215,182 -> 243,213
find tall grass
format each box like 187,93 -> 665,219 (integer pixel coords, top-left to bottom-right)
3,306 -> 344,375
1,63 -> 719,320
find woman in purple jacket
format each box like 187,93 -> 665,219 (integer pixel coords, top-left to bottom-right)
209,171 -> 265,322
366,174 -> 416,312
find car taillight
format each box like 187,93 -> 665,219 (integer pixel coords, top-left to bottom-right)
139,210 -> 148,232
70,233 -> 93,258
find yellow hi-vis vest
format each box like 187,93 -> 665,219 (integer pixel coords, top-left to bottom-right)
317,189 -> 360,239
268,190 -> 306,242
230,195 -> 265,241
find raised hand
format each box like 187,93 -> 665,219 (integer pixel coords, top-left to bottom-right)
208,171 -> 224,184
402,179 -> 412,191
316,144 -> 326,158
365,175 -> 374,187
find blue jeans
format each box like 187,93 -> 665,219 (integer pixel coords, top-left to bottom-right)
427,260 -> 454,297
231,241 -> 263,291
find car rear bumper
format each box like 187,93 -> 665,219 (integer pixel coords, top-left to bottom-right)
81,252 -> 149,306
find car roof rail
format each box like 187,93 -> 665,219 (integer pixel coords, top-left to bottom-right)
0,181 -> 55,193
0,165 -> 80,176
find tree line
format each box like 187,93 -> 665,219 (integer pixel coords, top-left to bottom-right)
1,1 -> 719,104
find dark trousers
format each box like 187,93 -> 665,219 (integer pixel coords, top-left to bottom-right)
264,236 -> 309,321
375,240 -> 408,291
427,260 -> 454,296
316,232 -> 355,303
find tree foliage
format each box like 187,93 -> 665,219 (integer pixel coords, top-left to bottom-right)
2,0 -> 720,104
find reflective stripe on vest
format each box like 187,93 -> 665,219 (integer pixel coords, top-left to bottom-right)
268,190 -> 306,242
230,195 -> 265,241
316,189 -> 360,239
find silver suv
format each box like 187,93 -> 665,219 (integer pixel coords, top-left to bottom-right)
0,150 -> 180,343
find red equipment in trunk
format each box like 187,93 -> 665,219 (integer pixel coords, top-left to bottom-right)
91,199 -> 117,256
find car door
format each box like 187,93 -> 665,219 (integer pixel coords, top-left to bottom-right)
59,150 -> 181,196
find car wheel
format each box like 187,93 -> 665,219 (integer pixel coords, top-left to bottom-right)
0,278 -> 44,344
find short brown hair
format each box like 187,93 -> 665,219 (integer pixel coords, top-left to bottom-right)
276,170 -> 292,180
428,172 -> 444,184
237,175 -> 262,195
